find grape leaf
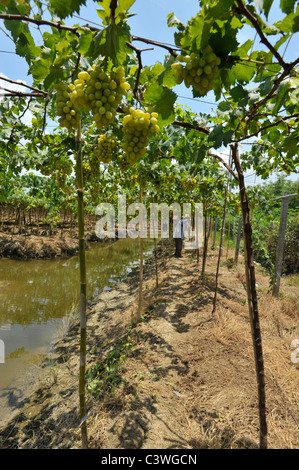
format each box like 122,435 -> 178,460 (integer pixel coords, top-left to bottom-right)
280,0 -> 298,15
78,29 -> 94,55
271,82 -> 290,115
264,0 -> 275,19
204,0 -> 234,19
281,133 -> 298,158
29,57 -> 51,81
49,0 -> 87,19
208,125 -> 234,149
275,7 -> 299,33
143,83 -> 177,127
230,84 -> 249,107
88,21 -> 131,66
167,12 -> 184,28
139,64 -> 164,86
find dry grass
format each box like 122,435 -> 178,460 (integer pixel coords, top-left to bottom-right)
84,245 -> 299,449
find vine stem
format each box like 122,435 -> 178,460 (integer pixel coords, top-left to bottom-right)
75,123 -> 88,449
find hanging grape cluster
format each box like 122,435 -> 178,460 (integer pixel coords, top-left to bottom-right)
36,156 -> 72,189
137,167 -> 148,188
82,161 -> 93,185
69,71 -> 91,109
120,107 -> 160,171
89,181 -> 102,205
54,66 -> 130,131
118,153 -> 131,172
54,82 -> 81,132
83,134 -> 118,182
171,46 -> 221,96
84,65 -> 130,129
52,170 -> 68,189
182,177 -> 197,191
96,134 -> 117,163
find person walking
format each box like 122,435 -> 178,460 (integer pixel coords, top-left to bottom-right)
173,215 -> 190,257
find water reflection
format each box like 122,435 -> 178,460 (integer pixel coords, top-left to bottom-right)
0,238 -> 154,393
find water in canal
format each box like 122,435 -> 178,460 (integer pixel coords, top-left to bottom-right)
0,238 -> 154,425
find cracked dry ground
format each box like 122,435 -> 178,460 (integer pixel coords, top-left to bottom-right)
1,240 -> 298,449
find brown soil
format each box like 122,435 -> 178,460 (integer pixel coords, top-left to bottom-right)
0,220 -> 107,259
0,239 -> 298,449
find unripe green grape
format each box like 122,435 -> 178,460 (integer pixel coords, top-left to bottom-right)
94,133 -> 117,164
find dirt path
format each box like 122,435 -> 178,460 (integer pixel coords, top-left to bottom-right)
0,239 -> 298,449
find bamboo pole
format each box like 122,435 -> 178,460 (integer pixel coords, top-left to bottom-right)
161,237 -> 166,269
138,184 -> 144,318
226,212 -> 231,260
201,207 -> 208,281
75,125 -> 88,449
152,207 -> 159,288
212,181 -> 228,315
154,235 -> 158,288
231,143 -> 267,450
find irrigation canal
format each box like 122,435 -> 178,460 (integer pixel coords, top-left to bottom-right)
0,238 -> 154,425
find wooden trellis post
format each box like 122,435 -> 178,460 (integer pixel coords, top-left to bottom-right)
231,142 -> 267,450
234,217 -> 242,265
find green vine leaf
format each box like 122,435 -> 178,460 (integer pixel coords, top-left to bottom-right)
143,83 -> 177,127
48,0 -> 87,19
208,124 -> 234,149
88,21 -> 131,66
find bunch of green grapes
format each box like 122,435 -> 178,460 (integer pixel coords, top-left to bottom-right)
84,65 -> 130,129
122,107 -> 160,168
54,82 -> 81,131
86,152 -> 101,179
118,153 -> 131,172
130,174 -> 139,186
137,168 -> 148,188
37,162 -> 52,176
171,46 -> 221,96
167,174 -> 176,184
96,134 -> 117,163
70,71 -> 90,109
182,177 -> 197,191
89,182 -> 102,205
55,158 -> 73,176
52,169 -> 67,189
82,162 -> 92,185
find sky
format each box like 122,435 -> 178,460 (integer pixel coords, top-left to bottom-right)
0,0 -> 298,185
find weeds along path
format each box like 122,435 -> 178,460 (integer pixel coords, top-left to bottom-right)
1,240 -> 298,449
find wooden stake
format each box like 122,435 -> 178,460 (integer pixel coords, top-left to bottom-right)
231,142 -> 267,450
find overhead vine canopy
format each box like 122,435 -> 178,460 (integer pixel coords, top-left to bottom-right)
0,0 -> 298,180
